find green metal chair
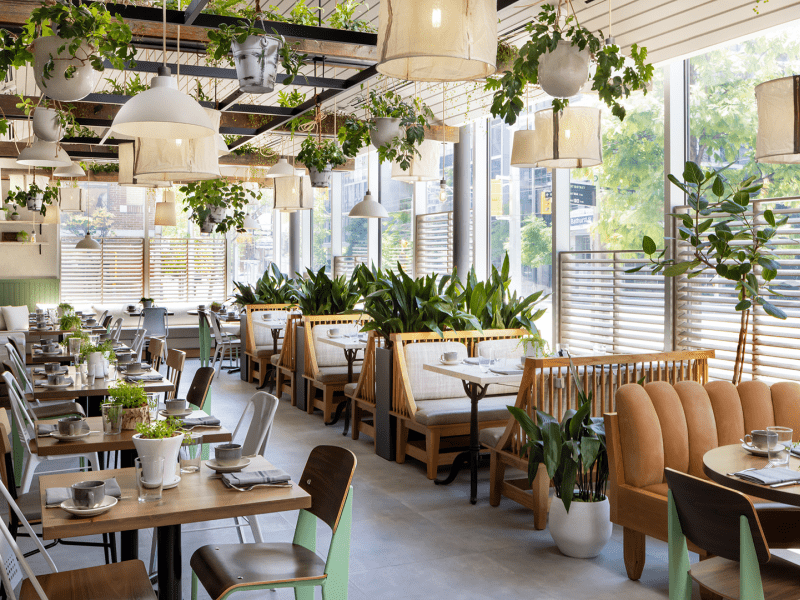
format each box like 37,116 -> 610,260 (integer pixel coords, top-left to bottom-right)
665,467 -> 800,600
190,445 -> 357,600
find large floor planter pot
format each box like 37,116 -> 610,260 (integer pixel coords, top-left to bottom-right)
537,40 -> 590,99
309,166 -> 332,188
548,496 -> 612,558
132,432 -> 184,486
33,108 -> 64,142
232,35 -> 281,94
370,117 -> 403,149
32,36 -> 100,102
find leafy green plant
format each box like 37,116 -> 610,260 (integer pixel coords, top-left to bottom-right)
108,380 -> 147,408
277,90 -> 314,138
326,0 -> 374,32
629,160 -> 788,385
102,73 -> 149,96
139,297 -> 154,304
179,179 -> 262,234
6,183 -> 59,216
508,359 -> 608,512
296,137 -> 346,173
210,301 -> 223,312
80,339 -> 116,362
16,231 -> 29,243
496,40 -> 518,68
262,0 -> 321,26
59,314 -> 82,332
292,266 -> 360,315
135,417 -> 182,439
57,302 -> 74,314
233,263 -> 297,306
485,2 -> 654,124
60,330 -> 88,349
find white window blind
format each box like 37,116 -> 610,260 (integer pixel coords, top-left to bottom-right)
333,255 -> 367,279
559,250 -> 666,354
61,238 -> 144,304
415,211 -> 453,277
675,199 -> 800,383
149,239 -> 226,303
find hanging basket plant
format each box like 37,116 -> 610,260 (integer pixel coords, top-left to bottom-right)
485,1 -> 654,125
296,137 -> 346,188
179,179 -> 263,234
7,182 -> 58,216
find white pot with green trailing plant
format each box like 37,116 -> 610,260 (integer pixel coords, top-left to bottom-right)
82,339 -> 115,379
180,179 -> 258,234
108,380 -> 151,430
508,358 -> 611,558
56,302 -> 74,319
32,106 -> 64,142
132,419 -> 184,486
297,137 -> 346,188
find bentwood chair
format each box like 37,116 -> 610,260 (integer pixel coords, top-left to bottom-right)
164,349 -> 186,401
184,367 -> 214,412
665,467 -> 800,600
190,445 -> 356,600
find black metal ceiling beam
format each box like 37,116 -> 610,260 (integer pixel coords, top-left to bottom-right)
79,93 -> 317,117
183,0 -> 210,26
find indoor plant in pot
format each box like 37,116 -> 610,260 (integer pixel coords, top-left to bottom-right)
133,418 -> 184,487
180,178 -> 259,234
59,313 -> 82,333
508,361 -> 611,558
81,338 -> 115,379
296,136 -> 346,188
56,302 -> 74,319
139,297 -> 154,309
108,380 -> 150,430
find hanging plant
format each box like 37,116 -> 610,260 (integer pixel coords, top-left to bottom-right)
485,2 -> 654,125
296,137 -> 346,173
6,183 -> 58,216
179,179 -> 262,234
326,0 -> 375,33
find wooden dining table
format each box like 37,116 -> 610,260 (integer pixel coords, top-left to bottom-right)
39,456 -> 310,600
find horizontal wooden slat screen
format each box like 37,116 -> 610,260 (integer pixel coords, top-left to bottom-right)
61,238 -> 143,304
415,211 -> 453,277
559,251 -> 666,355
675,198 -> 800,383
333,255 -> 367,279
149,238 -> 226,303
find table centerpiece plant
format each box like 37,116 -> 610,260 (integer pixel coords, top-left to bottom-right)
58,313 -> 82,332
132,417 -> 185,485
56,302 -> 74,319
108,380 -> 150,430
80,339 -> 115,379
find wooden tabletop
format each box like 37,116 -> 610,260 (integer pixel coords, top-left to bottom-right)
39,456 -> 311,540
31,416 -> 232,457
28,348 -> 72,364
319,335 -> 368,351
704,444 -> 800,507
30,366 -> 174,400
423,360 -> 525,386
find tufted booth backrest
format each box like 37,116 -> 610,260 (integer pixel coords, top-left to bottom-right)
615,380 -> 800,488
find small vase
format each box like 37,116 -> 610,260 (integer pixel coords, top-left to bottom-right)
33,107 -> 64,142
120,406 -> 151,430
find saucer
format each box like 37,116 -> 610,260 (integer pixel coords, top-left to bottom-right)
327,334 -> 343,339
40,379 -> 74,389
163,475 -> 181,490
439,359 -> 461,366
205,458 -> 251,473
61,496 -> 118,517
51,430 -> 91,441
159,409 -> 193,418
741,442 -> 783,457
42,349 -> 62,355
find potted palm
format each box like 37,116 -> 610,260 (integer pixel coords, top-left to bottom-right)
108,380 -> 150,430
132,418 -> 184,487
296,137 -> 346,188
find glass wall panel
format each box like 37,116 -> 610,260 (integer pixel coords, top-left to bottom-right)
340,155 -> 369,257
380,162 -> 414,273
311,187 -> 332,273
229,186 -> 275,288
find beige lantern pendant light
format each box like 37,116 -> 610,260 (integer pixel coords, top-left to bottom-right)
511,86 -> 538,168
377,0 -> 498,82
531,107 -> 602,168
274,175 -> 314,212
117,142 -> 172,188
154,190 -> 178,226
391,139 -> 441,182
755,75 -> 800,164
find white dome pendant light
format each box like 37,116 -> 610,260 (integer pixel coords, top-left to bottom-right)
53,161 -> 86,178
17,139 -> 72,168
377,0 -> 497,82
111,5 -> 214,140
75,232 -> 101,250
349,149 -> 388,219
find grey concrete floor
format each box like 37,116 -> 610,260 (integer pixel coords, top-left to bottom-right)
13,359 -> 679,599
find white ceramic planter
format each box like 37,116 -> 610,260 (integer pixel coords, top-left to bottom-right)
309,165 -> 332,188
25,194 -> 43,212
207,205 -> 227,224
231,35 -> 281,94
548,496 -> 612,558
370,117 -> 403,149
87,351 -> 108,378
200,216 -> 215,233
32,107 -> 64,142
537,40 -> 591,99
0,211 -> 5,222
132,432 -> 184,486
33,36 -> 99,102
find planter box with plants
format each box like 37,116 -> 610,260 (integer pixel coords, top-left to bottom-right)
107,380 -> 151,430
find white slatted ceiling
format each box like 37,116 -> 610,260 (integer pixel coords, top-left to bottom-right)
415,211 -> 453,277
149,238 -> 226,303
60,238 -> 144,304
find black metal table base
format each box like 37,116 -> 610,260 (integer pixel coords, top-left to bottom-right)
157,524 -> 182,600
324,398 -> 352,436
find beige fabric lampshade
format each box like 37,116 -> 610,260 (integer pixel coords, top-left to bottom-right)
510,129 -> 538,168
377,0 -> 497,82
154,190 -> 177,226
274,176 -> 314,212
755,75 -> 800,164
58,187 -> 85,212
532,107 -> 602,169
391,140 -> 441,182
118,142 -> 172,188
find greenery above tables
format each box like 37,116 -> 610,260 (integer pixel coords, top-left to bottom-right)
296,137 -> 347,173
6,183 -> 59,217
292,266 -> 360,315
179,179 -> 263,234
59,314 -> 82,332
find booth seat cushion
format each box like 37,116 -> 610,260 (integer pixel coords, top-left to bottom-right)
479,426 -> 505,448
1,306 -> 28,331
405,342 -> 468,401
414,395 -> 517,426
312,324 -> 359,368
252,320 -> 282,346
316,365 -> 362,383
344,382 -> 358,397
270,354 -> 281,366
252,344 -> 282,358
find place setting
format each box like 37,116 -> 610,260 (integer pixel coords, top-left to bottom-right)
47,479 -> 122,517
32,362 -> 68,376
206,443 -> 292,489
39,416 -> 97,441
35,372 -> 75,389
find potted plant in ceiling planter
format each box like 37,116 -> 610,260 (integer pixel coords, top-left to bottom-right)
485,1 -> 654,125
296,137 -> 347,188
108,380 -> 151,430
133,418 -> 185,487
180,178 -> 261,234
7,183 -> 58,215
508,363 -> 611,558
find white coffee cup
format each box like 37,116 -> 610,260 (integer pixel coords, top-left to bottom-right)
441,351 -> 459,363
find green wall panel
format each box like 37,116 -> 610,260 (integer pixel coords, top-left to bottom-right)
0,279 -> 60,312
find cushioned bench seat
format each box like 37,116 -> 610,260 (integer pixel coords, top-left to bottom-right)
478,426 -> 505,449
252,344 -> 282,358
316,365 -> 362,383
414,396 -> 517,426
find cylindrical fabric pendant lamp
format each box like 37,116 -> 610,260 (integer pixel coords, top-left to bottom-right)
154,190 -> 177,226
377,0 -> 497,82
58,187 -> 86,212
510,129 -> 538,168
391,140 -> 441,182
755,75 -> 800,164
532,107 -> 602,169
118,142 -> 172,188
274,176 -> 314,212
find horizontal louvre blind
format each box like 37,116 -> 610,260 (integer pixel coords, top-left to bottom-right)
675,199 -> 800,383
333,255 -> 367,279
149,239 -> 226,303
415,211 -> 453,277
560,251 -> 666,354
60,238 -> 143,304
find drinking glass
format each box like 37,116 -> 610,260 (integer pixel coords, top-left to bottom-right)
180,434 -> 203,473
767,426 -> 793,468
146,393 -> 159,420
478,356 -> 491,373
86,363 -> 96,385
101,403 -> 122,435
107,360 -> 117,381
136,456 -> 165,503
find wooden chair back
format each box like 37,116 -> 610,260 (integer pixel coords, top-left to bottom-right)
186,367 -> 215,412
299,445 -> 357,533
303,314 -> 370,379
349,331 -> 379,407
165,349 -> 186,401
148,338 -> 165,372
277,314 -> 303,371
664,468 -> 769,564
244,304 -> 293,355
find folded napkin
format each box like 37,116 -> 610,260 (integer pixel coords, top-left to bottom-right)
489,367 -> 523,376
463,357 -> 480,365
45,478 -> 122,507
181,415 -> 221,427
734,467 -> 800,485
125,373 -> 164,382
33,367 -> 67,375
38,421 -> 89,436
35,378 -> 74,388
221,469 -> 291,487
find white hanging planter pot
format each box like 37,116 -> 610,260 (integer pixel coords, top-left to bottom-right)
309,165 -> 332,188
370,117 -> 404,149
207,205 -> 227,224
26,193 -> 44,212
548,496 -> 612,558
537,40 -> 591,99
32,107 -> 64,142
32,36 -> 100,102
231,35 -> 282,94
132,432 -> 184,487
200,215 -> 216,233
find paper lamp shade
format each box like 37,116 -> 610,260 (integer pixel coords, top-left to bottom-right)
117,142 -> 173,188
391,140 -> 441,182
274,176 -> 314,212
510,129 -> 538,168
58,187 -> 86,212
532,107 -> 602,169
349,191 -> 389,218
110,67 -> 216,140
154,190 -> 177,226
75,233 -> 101,250
17,139 -> 72,167
266,156 -> 296,178
53,161 -> 86,178
756,75 -> 800,164
377,0 -> 497,82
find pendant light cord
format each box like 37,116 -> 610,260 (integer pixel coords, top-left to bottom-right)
162,1 -> 167,67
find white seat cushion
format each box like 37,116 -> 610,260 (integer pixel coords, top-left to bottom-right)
413,395 -> 518,426
312,324 -> 359,367
479,426 -> 506,449
405,341 -> 468,401
270,354 -> 281,366
316,365 -> 362,383
1,306 -> 29,331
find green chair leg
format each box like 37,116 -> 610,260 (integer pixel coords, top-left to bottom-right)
667,491 -> 692,600
739,515 -> 765,600
294,587 -> 314,600
191,570 -> 198,600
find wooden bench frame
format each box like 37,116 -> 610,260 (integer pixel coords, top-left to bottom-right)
275,314 -> 302,405
244,304 -> 293,387
347,331 -> 379,445
486,350 -> 714,530
391,329 -> 529,480
303,314 -> 369,422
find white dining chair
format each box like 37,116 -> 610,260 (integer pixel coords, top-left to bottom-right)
206,312 -> 240,374
131,328 -> 148,362
109,318 -> 123,342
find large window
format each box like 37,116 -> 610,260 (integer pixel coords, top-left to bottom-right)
311,187 -> 332,273
340,155 -> 369,258
229,187 -> 275,288
380,163 -> 414,273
